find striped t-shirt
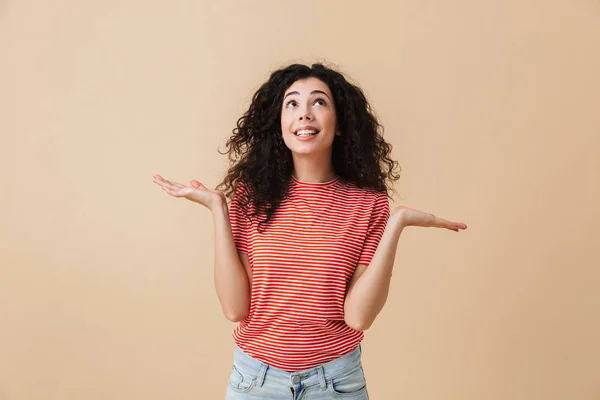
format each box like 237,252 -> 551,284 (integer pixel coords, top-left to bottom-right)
228,175 -> 390,371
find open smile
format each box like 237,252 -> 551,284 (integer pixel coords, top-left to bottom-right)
293,125 -> 320,137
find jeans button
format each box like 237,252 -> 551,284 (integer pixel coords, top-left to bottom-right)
292,375 -> 300,384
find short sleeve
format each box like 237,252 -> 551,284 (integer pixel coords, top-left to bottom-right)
229,182 -> 251,254
358,191 -> 390,266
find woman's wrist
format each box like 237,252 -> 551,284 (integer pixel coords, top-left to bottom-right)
388,209 -> 407,234
210,194 -> 228,215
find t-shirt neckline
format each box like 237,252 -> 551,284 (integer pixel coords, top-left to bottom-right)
290,175 -> 340,187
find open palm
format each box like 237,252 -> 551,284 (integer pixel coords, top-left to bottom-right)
393,206 -> 467,232
153,174 -> 224,211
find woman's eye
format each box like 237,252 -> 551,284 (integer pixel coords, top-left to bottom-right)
285,99 -> 326,108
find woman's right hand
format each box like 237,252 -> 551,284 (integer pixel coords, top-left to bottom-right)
153,174 -> 226,212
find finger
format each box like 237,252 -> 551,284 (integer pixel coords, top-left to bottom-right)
154,177 -> 184,190
153,175 -> 169,186
169,181 -> 186,189
153,174 -> 178,186
161,186 -> 185,197
451,222 -> 467,230
447,222 -> 467,231
434,216 -> 467,231
434,217 -> 455,229
171,185 -> 194,196
190,180 -> 205,189
154,179 -> 175,190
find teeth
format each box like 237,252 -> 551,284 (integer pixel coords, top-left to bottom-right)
295,129 -> 318,136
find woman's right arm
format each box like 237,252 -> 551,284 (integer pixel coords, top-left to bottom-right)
212,198 -> 251,322
153,174 -> 251,322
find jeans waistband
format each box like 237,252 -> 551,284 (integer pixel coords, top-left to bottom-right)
232,345 -> 363,389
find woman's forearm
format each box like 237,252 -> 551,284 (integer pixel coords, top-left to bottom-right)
212,199 -> 251,322
344,213 -> 404,331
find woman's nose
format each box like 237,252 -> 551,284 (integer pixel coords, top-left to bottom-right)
299,111 -> 312,120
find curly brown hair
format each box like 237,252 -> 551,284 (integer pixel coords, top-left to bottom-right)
216,63 -> 400,230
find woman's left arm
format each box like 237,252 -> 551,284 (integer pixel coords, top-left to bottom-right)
344,207 -> 467,331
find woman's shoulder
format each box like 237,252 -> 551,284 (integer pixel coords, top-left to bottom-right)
338,179 -> 388,200
230,179 -> 253,205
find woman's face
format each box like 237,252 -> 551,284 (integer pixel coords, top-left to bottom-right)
280,77 -> 338,156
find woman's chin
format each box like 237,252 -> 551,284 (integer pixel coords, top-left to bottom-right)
288,145 -> 326,156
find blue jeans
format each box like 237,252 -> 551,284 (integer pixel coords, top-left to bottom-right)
225,345 -> 369,399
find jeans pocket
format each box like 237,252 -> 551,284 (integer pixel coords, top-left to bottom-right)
227,363 -> 257,393
328,365 -> 368,397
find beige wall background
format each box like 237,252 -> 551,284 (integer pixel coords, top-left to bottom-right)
1,0 -> 599,399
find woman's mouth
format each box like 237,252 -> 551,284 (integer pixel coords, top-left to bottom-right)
294,129 -> 319,137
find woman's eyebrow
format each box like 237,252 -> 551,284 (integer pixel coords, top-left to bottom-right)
283,90 -> 331,100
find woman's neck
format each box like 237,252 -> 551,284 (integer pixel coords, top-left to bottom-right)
291,154 -> 336,183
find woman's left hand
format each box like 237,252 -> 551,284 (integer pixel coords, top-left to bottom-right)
392,206 -> 467,232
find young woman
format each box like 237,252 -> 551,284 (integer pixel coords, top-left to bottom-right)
153,63 -> 467,399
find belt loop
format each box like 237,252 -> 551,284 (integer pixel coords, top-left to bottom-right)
317,365 -> 326,390
256,363 -> 268,387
